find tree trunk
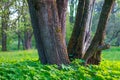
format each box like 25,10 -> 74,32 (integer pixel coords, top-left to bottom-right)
67,0 -> 95,59
76,0 -> 95,58
1,3 -> 9,51
27,0 -> 70,65
56,0 -> 68,44
67,0 -> 85,59
83,0 -> 115,65
1,15 -> 8,51
16,32 -> 25,50
69,0 -> 75,23
24,30 -> 32,50
18,33 -> 21,50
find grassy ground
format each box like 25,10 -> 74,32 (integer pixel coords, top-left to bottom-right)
0,47 -> 119,63
0,50 -> 38,63
0,47 -> 120,80
102,47 -> 120,61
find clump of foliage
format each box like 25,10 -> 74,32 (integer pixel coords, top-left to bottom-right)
0,49 -> 120,80
0,59 -> 120,79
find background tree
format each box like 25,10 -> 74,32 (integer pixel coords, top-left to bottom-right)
0,0 -> 33,50
0,0 -> 11,51
69,0 -> 78,23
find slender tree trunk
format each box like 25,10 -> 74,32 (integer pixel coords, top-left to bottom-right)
69,0 -> 75,23
18,33 -> 21,50
22,38 -> 25,50
24,30 -> 32,50
1,3 -> 9,51
17,14 -> 21,50
16,32 -> 25,50
67,0 -> 95,59
68,0 -> 85,59
83,0 -> 115,65
27,0 -> 70,65
76,0 -> 95,58
1,14 -> 8,51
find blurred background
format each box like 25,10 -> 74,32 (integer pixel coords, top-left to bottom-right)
0,0 -> 120,51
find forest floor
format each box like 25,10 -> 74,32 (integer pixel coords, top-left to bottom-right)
0,47 -> 120,80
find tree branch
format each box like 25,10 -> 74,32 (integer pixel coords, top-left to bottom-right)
97,43 -> 110,51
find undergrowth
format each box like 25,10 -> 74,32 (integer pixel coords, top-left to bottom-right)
0,48 -> 120,80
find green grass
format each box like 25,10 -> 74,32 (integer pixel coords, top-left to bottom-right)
0,50 -> 38,63
0,47 -> 120,80
102,47 -> 120,61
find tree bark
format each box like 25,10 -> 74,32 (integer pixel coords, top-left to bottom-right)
83,0 -> 115,65
56,0 -> 68,44
76,0 -> 95,58
27,0 -> 70,65
27,0 -> 47,64
67,0 -> 95,59
67,0 -> 85,59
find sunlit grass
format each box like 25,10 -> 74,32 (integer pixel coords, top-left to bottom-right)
0,50 -> 38,63
102,47 -> 120,61
0,47 -> 119,63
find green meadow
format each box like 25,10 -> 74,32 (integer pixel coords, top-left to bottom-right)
102,47 -> 120,61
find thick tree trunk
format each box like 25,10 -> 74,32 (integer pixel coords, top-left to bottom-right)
67,0 -> 95,59
27,0 -> 47,64
56,0 -> 68,44
27,0 -> 70,65
83,0 -> 115,65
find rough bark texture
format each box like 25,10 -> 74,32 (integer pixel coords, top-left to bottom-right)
83,0 -> 115,65
27,0 -> 47,64
27,0 -> 70,65
76,0 -> 95,58
67,0 -> 85,59
67,0 -> 95,59
56,0 -> 68,44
